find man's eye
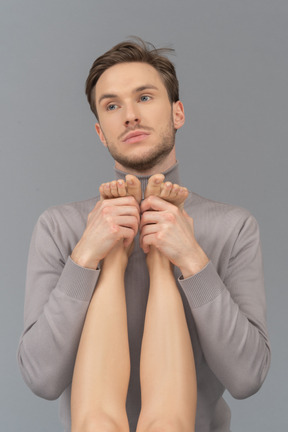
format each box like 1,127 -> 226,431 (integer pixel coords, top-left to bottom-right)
107,104 -> 118,111
140,95 -> 151,102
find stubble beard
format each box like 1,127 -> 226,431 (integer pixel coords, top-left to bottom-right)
102,119 -> 176,172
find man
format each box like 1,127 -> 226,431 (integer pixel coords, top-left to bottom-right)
18,39 -> 271,432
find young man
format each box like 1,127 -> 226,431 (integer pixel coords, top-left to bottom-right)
18,39 -> 271,432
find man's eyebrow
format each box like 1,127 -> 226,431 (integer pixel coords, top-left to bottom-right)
98,93 -> 118,104
134,85 -> 159,92
98,85 -> 159,105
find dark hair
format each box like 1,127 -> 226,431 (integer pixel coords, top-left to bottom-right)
86,37 -> 179,119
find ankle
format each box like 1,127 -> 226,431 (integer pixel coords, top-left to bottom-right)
102,248 -> 129,272
146,248 -> 174,276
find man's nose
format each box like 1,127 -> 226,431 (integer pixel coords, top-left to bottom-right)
124,103 -> 140,127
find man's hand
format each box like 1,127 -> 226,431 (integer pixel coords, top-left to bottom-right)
140,195 -> 209,278
71,196 -> 140,269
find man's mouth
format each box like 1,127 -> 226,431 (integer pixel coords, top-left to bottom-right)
122,130 -> 150,144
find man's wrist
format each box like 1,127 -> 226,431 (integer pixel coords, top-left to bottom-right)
70,247 -> 100,270
180,253 -> 209,279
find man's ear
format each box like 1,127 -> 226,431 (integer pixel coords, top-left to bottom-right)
172,101 -> 185,131
95,123 -> 107,147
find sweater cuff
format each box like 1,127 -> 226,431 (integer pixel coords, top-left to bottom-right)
178,261 -> 225,308
56,256 -> 100,301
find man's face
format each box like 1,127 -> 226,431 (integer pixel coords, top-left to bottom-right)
94,62 -> 185,174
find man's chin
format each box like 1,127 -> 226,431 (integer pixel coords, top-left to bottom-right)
107,137 -> 175,172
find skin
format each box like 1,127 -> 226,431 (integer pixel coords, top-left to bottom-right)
71,62 -> 209,277
94,62 -> 185,175
71,61 -> 208,432
71,175 -> 197,432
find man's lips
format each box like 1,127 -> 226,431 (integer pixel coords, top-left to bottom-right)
122,130 -> 150,143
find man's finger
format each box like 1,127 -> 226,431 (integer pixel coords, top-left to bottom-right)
100,195 -> 140,209
139,211 -> 162,230
101,204 -> 141,221
140,232 -> 156,253
140,195 -> 177,213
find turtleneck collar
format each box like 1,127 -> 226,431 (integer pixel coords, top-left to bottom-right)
114,162 -> 181,200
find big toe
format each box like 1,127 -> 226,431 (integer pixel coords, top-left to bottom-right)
125,175 -> 142,203
144,173 -> 165,198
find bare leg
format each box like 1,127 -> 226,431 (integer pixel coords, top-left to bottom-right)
71,176 -> 141,432
137,175 -> 196,432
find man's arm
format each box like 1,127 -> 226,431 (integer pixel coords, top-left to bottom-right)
18,197 -> 140,400
179,213 -> 270,399
18,209 -> 99,400
140,196 -> 271,399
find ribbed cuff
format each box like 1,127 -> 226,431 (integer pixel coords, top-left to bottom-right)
56,256 -> 100,301
178,261 -> 225,308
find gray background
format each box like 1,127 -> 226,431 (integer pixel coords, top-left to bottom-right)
1,0 -> 287,430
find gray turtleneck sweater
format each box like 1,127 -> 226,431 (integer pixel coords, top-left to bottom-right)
17,163 -> 270,432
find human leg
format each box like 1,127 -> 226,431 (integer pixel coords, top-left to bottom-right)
71,176 -> 141,432
137,176 -> 196,432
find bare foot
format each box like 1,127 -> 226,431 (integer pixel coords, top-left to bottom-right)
99,179 -> 127,200
144,174 -> 189,210
98,175 -> 142,260
143,174 -> 189,270
99,175 -> 142,204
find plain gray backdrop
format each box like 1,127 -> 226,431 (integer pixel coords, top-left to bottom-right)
1,0 -> 287,430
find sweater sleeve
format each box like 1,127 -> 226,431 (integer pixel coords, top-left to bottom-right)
17,210 -> 100,400
179,213 -> 271,399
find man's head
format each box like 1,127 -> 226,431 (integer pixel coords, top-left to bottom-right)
86,38 -> 185,174
86,38 -> 179,120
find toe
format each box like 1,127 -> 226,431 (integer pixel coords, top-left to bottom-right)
103,182 -> 113,199
110,181 -> 119,198
99,183 -> 106,201
170,184 -> 180,199
145,173 -> 165,198
160,181 -> 172,199
117,179 -> 127,197
174,186 -> 189,209
126,175 -> 142,203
